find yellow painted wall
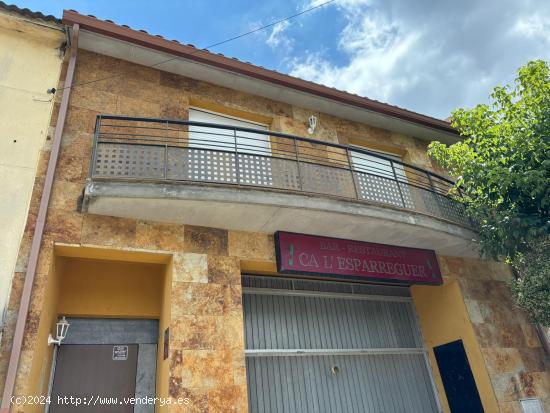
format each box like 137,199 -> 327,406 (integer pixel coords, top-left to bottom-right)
0,12 -> 65,328
57,257 -> 164,318
412,278 -> 499,413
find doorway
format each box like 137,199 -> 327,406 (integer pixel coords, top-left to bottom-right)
49,344 -> 138,413
434,339 -> 484,413
49,318 -> 158,413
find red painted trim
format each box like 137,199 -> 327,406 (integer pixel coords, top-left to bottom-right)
61,10 -> 458,136
0,24 -> 80,413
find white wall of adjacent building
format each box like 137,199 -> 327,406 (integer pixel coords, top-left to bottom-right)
0,11 -> 65,331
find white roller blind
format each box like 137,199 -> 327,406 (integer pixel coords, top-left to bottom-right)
350,147 -> 406,181
349,147 -> 410,207
188,108 -> 270,156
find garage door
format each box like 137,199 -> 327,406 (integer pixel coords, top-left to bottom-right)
242,275 -> 441,413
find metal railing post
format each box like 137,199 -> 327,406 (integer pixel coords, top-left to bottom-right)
390,161 -> 407,208
294,137 -> 303,191
90,115 -> 102,178
164,120 -> 168,179
346,148 -> 359,200
427,173 -> 436,192
234,128 -> 240,184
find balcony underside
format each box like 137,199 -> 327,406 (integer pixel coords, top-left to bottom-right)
84,180 -> 478,258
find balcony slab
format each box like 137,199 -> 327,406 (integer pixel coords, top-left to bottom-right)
84,180 -> 478,258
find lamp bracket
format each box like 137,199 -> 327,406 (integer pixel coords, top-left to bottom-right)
47,334 -> 60,346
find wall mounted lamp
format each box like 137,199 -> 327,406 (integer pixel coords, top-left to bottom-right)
307,115 -> 317,134
47,316 -> 70,346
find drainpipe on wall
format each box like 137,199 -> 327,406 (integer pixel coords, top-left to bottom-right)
0,24 -> 79,413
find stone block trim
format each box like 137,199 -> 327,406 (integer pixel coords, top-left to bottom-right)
228,231 -> 275,262
173,253 -> 208,284
207,256 -> 241,285
184,226 -> 228,256
170,252 -> 247,411
136,221 -> 185,252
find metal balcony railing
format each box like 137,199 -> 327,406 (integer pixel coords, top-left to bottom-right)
90,115 -> 472,228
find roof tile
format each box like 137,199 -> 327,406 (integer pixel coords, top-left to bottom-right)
0,1 -> 60,24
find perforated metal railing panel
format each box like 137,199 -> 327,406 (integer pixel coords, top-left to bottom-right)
298,162 -> 356,198
242,275 -> 440,413
238,154 -> 274,186
270,158 -> 301,190
94,143 -> 165,179
167,148 -> 237,183
354,172 -> 415,208
435,194 -> 472,227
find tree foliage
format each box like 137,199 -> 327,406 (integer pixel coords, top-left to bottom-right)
510,237 -> 550,326
428,60 -> 550,259
428,60 -> 550,325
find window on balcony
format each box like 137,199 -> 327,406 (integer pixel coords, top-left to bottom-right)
349,147 -> 412,207
349,147 -> 406,180
188,108 -> 270,156
187,108 -> 274,186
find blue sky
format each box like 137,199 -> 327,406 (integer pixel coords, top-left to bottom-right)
11,0 -> 550,119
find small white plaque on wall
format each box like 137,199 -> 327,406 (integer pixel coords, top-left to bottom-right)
520,398 -> 544,413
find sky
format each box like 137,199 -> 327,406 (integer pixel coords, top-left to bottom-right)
12,0 -> 550,119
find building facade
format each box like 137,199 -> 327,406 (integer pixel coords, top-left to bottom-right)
0,3 -> 65,340
0,8 -> 549,413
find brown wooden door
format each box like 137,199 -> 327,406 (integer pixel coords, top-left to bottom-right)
50,344 -> 138,413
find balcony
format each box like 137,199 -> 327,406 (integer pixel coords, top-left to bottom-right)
84,115 -> 477,256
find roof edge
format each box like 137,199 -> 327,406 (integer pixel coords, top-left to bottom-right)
0,1 -> 61,24
62,9 -> 458,137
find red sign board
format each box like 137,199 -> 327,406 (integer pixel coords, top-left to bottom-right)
275,232 -> 442,285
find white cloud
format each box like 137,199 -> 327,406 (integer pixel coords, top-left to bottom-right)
266,20 -> 293,50
287,0 -> 550,118
291,6 -> 421,103
513,15 -> 550,41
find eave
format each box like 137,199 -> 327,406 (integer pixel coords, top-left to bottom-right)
62,10 -> 460,144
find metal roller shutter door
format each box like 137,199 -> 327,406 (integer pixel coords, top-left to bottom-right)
242,275 -> 441,413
